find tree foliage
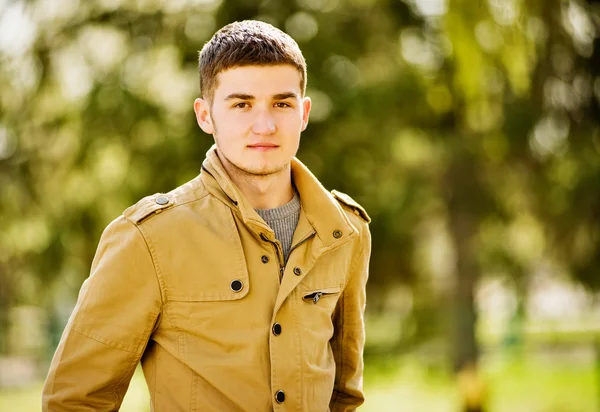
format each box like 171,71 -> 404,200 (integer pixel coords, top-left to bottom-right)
0,0 -> 599,369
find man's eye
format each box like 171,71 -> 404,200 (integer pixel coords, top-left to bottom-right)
275,102 -> 291,108
234,102 -> 249,109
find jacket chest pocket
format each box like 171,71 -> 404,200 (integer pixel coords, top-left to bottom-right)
166,290 -> 254,363
165,272 -> 251,337
299,284 -> 343,323
167,298 -> 249,335
163,266 -> 252,347
156,205 -> 250,302
302,286 -> 341,306
295,284 -> 343,356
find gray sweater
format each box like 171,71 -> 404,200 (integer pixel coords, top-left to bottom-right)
255,191 -> 301,263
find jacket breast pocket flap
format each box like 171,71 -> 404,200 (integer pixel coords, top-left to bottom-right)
164,251 -> 250,302
167,274 -> 250,302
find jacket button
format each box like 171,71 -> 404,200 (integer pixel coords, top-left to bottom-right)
275,390 -> 285,403
261,255 -> 269,264
333,229 -> 343,239
230,280 -> 243,292
293,267 -> 302,276
272,323 -> 282,336
155,196 -> 169,205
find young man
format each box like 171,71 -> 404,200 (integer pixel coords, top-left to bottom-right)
43,20 -> 371,411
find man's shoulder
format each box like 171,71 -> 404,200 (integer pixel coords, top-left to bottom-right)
330,189 -> 371,224
123,175 -> 209,226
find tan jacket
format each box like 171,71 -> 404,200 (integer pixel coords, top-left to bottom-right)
43,146 -> 371,412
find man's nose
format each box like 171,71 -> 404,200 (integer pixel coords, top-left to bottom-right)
252,109 -> 277,135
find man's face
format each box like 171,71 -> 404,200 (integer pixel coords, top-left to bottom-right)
194,65 -> 311,177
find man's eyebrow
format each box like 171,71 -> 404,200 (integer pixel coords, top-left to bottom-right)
225,93 -> 255,100
273,92 -> 299,100
224,92 -> 299,101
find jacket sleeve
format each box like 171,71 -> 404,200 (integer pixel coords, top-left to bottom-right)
42,215 -> 162,411
329,224 -> 371,412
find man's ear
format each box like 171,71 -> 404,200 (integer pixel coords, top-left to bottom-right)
301,96 -> 311,132
194,98 -> 214,134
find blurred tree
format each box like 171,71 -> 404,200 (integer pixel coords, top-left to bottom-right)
0,4 -> 599,409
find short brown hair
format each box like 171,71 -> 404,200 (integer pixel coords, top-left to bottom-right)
198,20 -> 307,102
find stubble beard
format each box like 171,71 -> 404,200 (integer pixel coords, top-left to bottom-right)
223,151 -> 288,178
211,113 -> 295,180
213,132 -> 290,180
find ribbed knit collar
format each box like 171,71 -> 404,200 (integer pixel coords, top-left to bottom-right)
255,190 -> 300,222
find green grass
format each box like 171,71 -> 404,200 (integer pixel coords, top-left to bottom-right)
0,370 -> 151,412
363,353 -> 597,412
0,382 -> 43,412
1,356 -> 596,411
483,355 -> 597,412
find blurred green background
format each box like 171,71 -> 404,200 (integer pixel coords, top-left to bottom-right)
1,0 -> 600,411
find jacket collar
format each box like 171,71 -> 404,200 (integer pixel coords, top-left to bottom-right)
200,145 -> 357,249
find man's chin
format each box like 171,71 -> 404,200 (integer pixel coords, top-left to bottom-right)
218,151 -> 289,177
238,163 -> 287,177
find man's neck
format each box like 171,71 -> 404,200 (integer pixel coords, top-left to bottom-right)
218,153 -> 295,210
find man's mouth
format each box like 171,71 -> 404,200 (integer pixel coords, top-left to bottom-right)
248,143 -> 279,151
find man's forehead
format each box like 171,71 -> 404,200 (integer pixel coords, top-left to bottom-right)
214,65 -> 303,98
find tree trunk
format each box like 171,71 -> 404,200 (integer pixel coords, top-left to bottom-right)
444,151 -> 486,410
448,201 -> 479,371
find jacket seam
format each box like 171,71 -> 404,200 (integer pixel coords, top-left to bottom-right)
133,217 -> 193,369
136,221 -> 192,362
167,291 -> 248,301
71,312 -> 152,354
294,295 -> 303,411
335,289 -> 345,406
128,219 -> 166,408
134,222 -> 166,305
333,238 -> 365,407
168,190 -> 211,213
151,344 -> 158,408
128,189 -> 211,226
111,350 -> 140,406
69,327 -> 140,354
190,371 -> 198,412
132,221 -> 170,351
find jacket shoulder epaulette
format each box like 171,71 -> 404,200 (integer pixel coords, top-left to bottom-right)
123,193 -> 174,225
331,190 -> 371,223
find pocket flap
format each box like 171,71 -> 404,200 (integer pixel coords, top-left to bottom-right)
169,276 -> 249,302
